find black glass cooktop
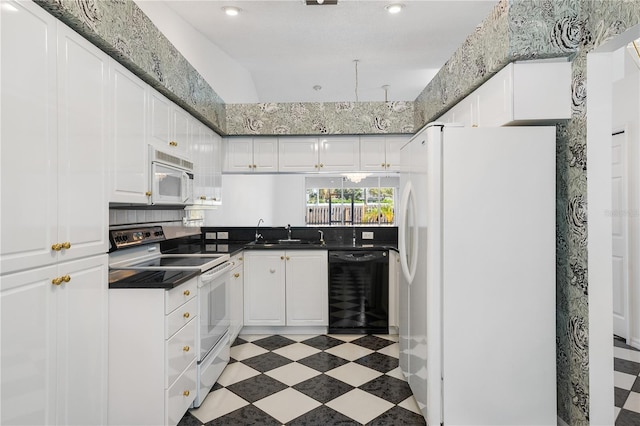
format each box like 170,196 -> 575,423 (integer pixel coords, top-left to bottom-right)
108,270 -> 198,289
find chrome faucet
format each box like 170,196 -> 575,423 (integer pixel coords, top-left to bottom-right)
286,224 -> 292,240
255,218 -> 264,242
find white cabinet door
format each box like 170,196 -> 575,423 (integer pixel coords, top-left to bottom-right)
0,255 -> 107,426
286,251 -> 328,326
57,23 -> 109,263
475,65 -> 510,128
385,136 -> 408,171
109,61 -> 148,204
319,137 -> 360,171
229,256 -> 244,342
55,255 -> 108,426
1,0 -> 58,274
360,136 -> 387,171
192,124 -> 222,205
244,251 -> 286,325
225,137 -> 254,172
254,137 -> 279,172
1,264 -> 58,426
279,137 -> 318,172
148,87 -> 171,151
171,104 -> 191,158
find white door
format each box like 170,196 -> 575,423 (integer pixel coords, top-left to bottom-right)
612,130 -> 629,339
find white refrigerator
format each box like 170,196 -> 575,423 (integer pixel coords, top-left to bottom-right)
398,123 -> 557,425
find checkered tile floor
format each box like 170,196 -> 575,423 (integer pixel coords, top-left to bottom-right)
615,336 -> 640,424
178,334 -> 425,425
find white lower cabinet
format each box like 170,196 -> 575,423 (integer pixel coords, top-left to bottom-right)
0,255 -> 108,426
229,252 -> 245,342
244,250 -> 328,327
108,278 -> 198,426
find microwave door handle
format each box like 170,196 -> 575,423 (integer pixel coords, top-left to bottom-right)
182,171 -> 189,203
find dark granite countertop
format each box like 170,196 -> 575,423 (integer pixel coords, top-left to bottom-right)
170,241 -> 397,256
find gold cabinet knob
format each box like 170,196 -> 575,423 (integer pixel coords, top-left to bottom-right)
62,275 -> 71,283
183,346 -> 190,352
280,256 -> 285,260
248,164 -> 253,169
381,163 -> 386,168
51,277 -> 63,285
62,242 -> 71,250
233,273 -> 240,278
314,164 -> 319,169
286,256 -> 290,261
169,141 -> 178,147
319,163 -> 324,168
145,191 -> 152,197
386,163 -> 391,168
239,257 -> 243,261
199,196 -> 206,200
183,390 -> 190,397
51,243 -> 63,251
183,312 -> 190,319
253,164 -> 257,168
183,290 -> 190,296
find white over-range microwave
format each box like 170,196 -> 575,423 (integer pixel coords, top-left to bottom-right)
148,145 -> 194,205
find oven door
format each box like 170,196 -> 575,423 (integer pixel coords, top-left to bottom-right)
198,263 -> 231,360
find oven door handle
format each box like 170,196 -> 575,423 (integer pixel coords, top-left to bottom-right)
199,262 -> 232,286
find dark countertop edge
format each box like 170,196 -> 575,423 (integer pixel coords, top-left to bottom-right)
108,270 -> 199,290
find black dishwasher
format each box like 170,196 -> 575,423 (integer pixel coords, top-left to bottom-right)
328,250 -> 389,334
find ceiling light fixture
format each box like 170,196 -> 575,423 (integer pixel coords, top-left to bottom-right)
385,3 -> 404,14
313,85 -> 322,91
222,6 -> 240,16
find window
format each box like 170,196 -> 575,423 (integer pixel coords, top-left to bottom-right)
305,175 -> 399,225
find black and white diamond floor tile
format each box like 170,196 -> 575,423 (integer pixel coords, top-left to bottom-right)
181,334 -> 425,426
614,336 -> 640,425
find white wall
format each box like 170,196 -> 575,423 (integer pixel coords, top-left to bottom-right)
134,1 -> 258,104
204,174 -> 307,227
612,45 -> 640,348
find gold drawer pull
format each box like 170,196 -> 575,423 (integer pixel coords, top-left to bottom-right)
183,290 -> 190,296
169,141 -> 178,147
280,256 -> 285,260
199,196 -> 206,200
183,346 -> 190,352
183,312 -> 190,319
61,242 -> 71,250
386,163 -> 391,168
183,390 -> 190,397
51,243 -> 63,251
145,191 -> 152,197
62,275 -> 71,283
286,256 -> 290,261
381,163 -> 386,168
233,273 -> 240,278
51,277 -> 63,285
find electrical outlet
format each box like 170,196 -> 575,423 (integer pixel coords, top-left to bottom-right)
362,231 -> 374,240
205,232 -> 217,239
217,232 -> 229,240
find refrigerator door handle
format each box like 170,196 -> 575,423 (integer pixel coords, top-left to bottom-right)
399,181 -> 418,283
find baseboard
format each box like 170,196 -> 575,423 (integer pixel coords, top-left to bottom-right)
557,415 -> 569,426
240,326 -> 328,335
630,337 -> 640,350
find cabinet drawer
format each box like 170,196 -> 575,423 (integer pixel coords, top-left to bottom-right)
166,358 -> 197,426
166,277 -> 197,314
166,319 -> 197,387
166,297 -> 197,338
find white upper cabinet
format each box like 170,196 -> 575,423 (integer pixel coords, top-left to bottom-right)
224,137 -> 278,172
278,136 -> 359,172
109,61 -> 148,204
437,60 -> 572,127
191,121 -> 222,204
1,5 -> 108,274
278,137 -> 319,172
56,23 -> 109,263
1,0 -> 59,274
319,137 -> 360,171
148,88 -> 191,158
360,135 -> 409,171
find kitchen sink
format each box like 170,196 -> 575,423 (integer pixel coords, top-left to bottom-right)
248,239 -> 323,247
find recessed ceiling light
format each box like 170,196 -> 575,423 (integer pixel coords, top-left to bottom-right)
313,85 -> 322,91
222,6 -> 240,16
385,3 -> 404,14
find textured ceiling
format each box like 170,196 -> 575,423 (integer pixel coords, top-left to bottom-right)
162,0 -> 498,103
